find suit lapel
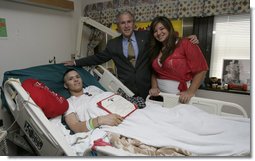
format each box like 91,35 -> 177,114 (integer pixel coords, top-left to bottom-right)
115,36 -> 126,60
135,32 -> 146,66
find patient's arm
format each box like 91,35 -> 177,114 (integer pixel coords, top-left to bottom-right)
65,113 -> 88,133
65,113 -> 123,133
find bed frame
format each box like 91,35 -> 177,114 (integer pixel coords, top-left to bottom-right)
146,93 -> 248,118
90,65 -> 135,97
2,65 -> 248,156
3,78 -> 76,156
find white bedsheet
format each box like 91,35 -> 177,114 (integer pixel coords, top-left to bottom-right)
87,92 -> 250,156
50,92 -> 250,156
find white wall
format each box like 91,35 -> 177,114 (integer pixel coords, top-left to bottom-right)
0,1 -> 84,154
0,0 -> 83,84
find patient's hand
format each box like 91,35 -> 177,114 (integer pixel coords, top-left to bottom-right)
99,114 -> 124,126
187,35 -> 199,44
63,60 -> 75,66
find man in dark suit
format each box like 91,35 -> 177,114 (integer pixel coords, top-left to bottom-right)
64,11 -> 152,99
64,11 -> 198,99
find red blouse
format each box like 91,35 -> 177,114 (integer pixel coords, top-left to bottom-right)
152,38 -> 208,92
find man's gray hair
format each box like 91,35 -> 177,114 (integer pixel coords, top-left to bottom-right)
116,11 -> 135,24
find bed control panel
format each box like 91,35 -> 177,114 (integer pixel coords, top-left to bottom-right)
24,121 -> 43,150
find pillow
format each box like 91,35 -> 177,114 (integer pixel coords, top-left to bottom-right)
22,78 -> 68,118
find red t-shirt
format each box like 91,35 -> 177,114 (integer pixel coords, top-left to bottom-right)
152,38 -> 208,91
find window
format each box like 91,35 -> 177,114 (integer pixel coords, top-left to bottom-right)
209,13 -> 250,79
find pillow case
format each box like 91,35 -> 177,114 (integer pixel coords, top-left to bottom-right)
22,78 -> 68,118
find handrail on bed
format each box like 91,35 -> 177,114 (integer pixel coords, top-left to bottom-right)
147,92 -> 248,118
76,17 -> 120,58
3,79 -> 77,156
90,65 -> 248,118
91,65 -> 135,97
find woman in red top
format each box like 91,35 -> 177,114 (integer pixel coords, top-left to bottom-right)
149,16 -> 208,103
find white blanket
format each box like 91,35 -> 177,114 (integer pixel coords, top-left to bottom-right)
51,92 -> 250,156
110,104 -> 250,156
87,92 -> 250,156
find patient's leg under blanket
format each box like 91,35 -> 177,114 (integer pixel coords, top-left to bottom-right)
107,132 -> 192,156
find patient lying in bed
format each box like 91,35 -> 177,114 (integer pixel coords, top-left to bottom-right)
63,69 -> 124,133
59,68 -> 250,156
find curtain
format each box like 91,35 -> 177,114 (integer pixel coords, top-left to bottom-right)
84,0 -> 250,25
83,0 -> 250,56
193,16 -> 214,81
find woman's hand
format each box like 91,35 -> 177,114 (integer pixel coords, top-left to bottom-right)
177,91 -> 195,104
149,87 -> 160,96
98,114 -> 124,126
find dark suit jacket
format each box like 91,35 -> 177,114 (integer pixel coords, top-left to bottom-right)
75,30 -> 152,99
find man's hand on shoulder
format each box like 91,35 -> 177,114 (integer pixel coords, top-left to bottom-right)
63,60 -> 76,66
187,35 -> 199,44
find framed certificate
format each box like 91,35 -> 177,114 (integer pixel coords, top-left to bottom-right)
97,94 -> 137,118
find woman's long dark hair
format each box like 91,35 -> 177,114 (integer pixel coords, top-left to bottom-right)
149,16 -> 177,64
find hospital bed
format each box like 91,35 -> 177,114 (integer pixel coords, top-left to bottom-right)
1,64 -> 250,156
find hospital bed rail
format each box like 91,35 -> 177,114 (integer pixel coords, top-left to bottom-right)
147,93 -> 248,118
90,65 -> 135,97
3,78 -> 76,156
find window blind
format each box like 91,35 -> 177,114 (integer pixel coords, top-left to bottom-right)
209,13 -> 250,79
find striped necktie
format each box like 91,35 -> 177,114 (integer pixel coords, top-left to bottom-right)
128,39 -> 136,67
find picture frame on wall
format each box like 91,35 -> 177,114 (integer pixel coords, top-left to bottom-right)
222,59 -> 250,86
0,18 -> 8,38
